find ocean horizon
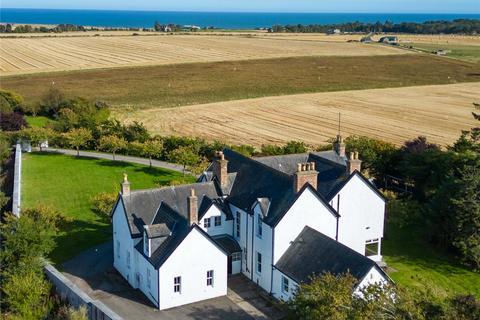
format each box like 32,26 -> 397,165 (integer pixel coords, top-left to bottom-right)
1,8 -> 479,29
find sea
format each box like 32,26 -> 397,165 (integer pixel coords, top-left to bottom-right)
1,8 -> 479,29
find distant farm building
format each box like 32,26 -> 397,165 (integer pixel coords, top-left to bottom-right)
379,36 -> 399,45
435,49 -> 451,56
327,28 -> 342,35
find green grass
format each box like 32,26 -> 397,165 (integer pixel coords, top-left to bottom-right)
383,223 -> 480,298
22,152 -> 195,264
25,115 -> 51,128
2,55 -> 479,110
407,43 -> 480,63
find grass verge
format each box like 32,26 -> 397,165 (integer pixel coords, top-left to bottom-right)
21,152 -> 194,264
406,43 -> 480,63
383,223 -> 480,298
2,55 -> 479,110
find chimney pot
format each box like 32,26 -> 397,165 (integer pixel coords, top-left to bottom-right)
294,162 -> 318,193
334,135 -> 346,158
346,152 -> 362,175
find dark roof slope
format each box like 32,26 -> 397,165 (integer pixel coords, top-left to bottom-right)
221,149 -> 297,226
121,181 -> 221,236
212,235 -> 242,254
275,226 -> 382,284
255,150 -> 348,198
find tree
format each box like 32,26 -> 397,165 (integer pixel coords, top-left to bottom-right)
287,273 -> 356,320
98,135 -> 127,160
451,102 -> 480,153
154,21 -> 162,31
41,86 -> 65,116
0,206 -> 69,272
167,146 -> 201,175
0,89 -> 24,112
0,112 -> 28,131
2,268 -> 52,320
18,127 -> 54,151
91,192 -> 117,218
63,128 -> 93,156
450,162 -> 480,269
283,140 -> 308,154
142,139 -> 163,167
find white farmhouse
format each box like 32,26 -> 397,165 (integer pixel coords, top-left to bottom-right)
112,136 -> 389,310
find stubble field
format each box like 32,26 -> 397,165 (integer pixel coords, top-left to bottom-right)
0,33 -> 408,75
116,82 -> 480,147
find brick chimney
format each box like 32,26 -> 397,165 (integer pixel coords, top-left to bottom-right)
212,151 -> 228,188
187,188 -> 198,226
346,151 -> 362,175
121,173 -> 130,196
294,162 -> 318,193
334,135 -> 346,158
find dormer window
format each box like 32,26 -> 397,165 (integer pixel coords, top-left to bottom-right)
204,217 -> 211,228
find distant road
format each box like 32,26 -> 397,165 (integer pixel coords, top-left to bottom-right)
42,148 -> 186,173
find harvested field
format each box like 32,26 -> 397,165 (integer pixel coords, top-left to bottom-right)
2,55 -> 479,109
0,34 -> 408,75
116,83 -> 480,147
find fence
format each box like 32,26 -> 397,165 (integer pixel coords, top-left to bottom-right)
44,264 -> 123,320
12,143 -> 21,217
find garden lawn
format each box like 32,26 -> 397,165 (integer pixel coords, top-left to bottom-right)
383,223 -> 480,298
25,115 -> 51,128
21,152 -> 194,265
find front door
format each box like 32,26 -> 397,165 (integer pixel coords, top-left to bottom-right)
228,256 -> 232,274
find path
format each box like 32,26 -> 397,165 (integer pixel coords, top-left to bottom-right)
42,148 -> 186,173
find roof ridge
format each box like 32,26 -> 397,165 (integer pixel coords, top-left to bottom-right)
224,148 -> 293,181
128,180 -> 216,195
301,226 -> 375,266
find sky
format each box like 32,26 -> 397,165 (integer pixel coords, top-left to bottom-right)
2,0 -> 479,13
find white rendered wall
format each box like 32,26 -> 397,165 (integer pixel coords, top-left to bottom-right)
112,199 -> 137,288
272,270 -> 298,302
158,228 -> 227,310
274,188 -> 338,264
355,267 -> 388,295
251,204 -> 273,292
232,260 -> 241,274
136,253 -> 159,307
198,205 -> 233,237
229,204 -> 252,279
331,174 -> 385,259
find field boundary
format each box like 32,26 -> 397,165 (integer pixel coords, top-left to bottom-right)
12,143 -> 21,217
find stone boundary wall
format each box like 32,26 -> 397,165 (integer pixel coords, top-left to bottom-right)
44,264 -> 123,320
12,143 -> 21,217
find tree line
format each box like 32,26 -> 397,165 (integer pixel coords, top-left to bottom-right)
272,19 -> 480,34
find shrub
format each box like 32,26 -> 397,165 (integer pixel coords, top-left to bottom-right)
91,192 -> 117,218
0,112 -> 28,131
0,89 -> 24,112
2,269 -> 52,320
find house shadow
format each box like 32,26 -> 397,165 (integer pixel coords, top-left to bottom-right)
184,304 -> 254,320
60,237 -> 158,309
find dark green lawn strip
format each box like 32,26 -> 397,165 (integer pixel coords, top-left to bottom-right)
2,55 -> 479,110
383,224 -> 480,298
21,152 -> 194,264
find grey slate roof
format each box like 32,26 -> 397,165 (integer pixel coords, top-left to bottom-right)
275,226 -> 383,284
255,150 -> 348,198
212,235 -> 242,254
121,181 -> 221,237
145,223 -> 171,238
